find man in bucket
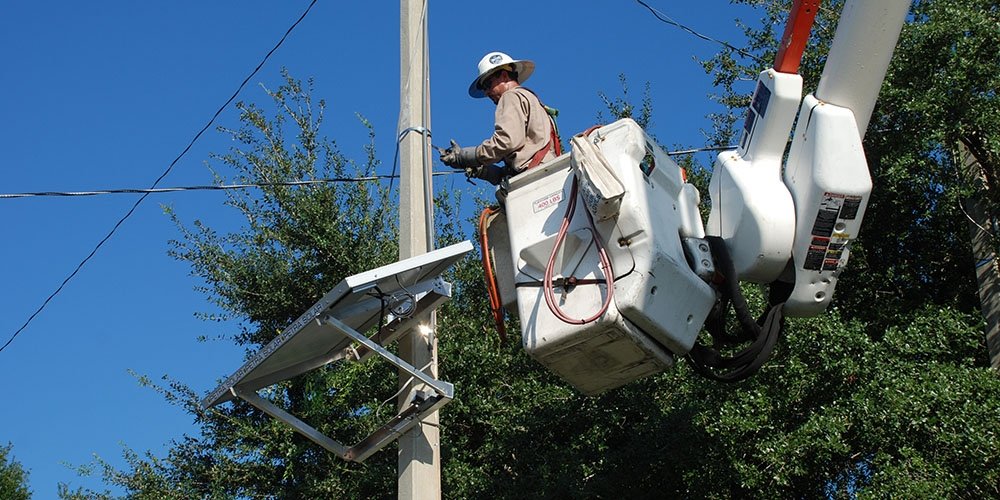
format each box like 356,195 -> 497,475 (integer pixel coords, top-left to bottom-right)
440,51 -> 560,185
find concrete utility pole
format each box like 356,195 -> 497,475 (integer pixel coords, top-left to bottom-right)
958,142 -> 1000,369
398,0 -> 441,498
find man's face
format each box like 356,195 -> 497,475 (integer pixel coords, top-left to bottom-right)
482,70 -> 510,104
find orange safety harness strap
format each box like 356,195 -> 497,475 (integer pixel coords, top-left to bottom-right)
521,88 -> 563,169
528,118 -> 562,169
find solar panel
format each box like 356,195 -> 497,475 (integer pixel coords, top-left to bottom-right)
200,240 -> 473,462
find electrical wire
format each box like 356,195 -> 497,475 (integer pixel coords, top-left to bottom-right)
667,145 -> 737,156
635,0 -> 765,64
0,173 -> 462,199
418,0 -> 434,248
0,0 -> 318,355
388,126 -> 433,198
374,360 -> 433,422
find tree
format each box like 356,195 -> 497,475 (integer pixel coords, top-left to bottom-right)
692,0 -> 1000,495
878,0 -> 1000,366
65,71 -> 404,498
1,443 -> 31,500
702,0 -> 997,325
73,1 -> 1000,495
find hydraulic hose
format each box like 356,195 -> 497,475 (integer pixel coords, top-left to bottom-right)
543,177 -> 615,325
478,206 -> 507,343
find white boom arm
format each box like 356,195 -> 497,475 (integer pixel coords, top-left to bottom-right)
708,0 -> 911,316
706,70 -> 800,283
783,0 -> 911,316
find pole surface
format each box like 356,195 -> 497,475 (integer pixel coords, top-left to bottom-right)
397,0 -> 440,498
958,142 -> 1000,369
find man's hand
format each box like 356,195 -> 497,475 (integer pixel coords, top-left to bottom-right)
440,139 -> 479,169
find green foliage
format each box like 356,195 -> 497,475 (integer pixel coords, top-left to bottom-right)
73,2 -> 1000,494
884,0 -> 1000,200
843,0 -> 1000,322
0,443 -> 31,500
700,0 -> 997,324
704,307 -> 1000,497
597,74 -> 654,131
58,483 -> 113,500
437,299 -> 1000,497
67,71 -> 405,498
837,0 -> 999,323
167,70 -> 397,347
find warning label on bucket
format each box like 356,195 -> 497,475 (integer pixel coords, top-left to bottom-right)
803,192 -> 862,271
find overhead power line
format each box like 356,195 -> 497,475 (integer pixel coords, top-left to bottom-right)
667,145 -> 737,156
635,0 -> 765,64
3,143 -> 734,201
3,143 -> 734,200
1,180 -> 353,199
0,0 -> 318,355
0,173 -> 464,200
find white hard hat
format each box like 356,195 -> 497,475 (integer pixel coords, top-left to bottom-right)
468,51 -> 535,98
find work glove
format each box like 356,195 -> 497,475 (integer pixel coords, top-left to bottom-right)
440,140 -> 479,169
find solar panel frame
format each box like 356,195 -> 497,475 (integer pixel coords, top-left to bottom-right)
201,240 -> 473,409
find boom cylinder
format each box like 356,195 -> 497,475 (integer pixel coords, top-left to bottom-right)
815,0 -> 911,138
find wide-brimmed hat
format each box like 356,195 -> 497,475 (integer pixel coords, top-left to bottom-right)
468,51 -> 535,98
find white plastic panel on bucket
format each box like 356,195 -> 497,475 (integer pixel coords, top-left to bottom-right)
503,118 -> 716,395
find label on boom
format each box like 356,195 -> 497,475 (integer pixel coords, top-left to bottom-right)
803,192 -> 862,271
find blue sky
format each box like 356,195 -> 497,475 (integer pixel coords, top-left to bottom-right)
1,1 -> 764,496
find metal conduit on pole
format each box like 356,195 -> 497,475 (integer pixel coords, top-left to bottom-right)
397,0 -> 441,498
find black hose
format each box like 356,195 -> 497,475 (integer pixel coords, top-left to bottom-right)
688,236 -> 786,382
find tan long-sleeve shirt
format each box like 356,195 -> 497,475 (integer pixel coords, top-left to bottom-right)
475,87 -> 556,172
